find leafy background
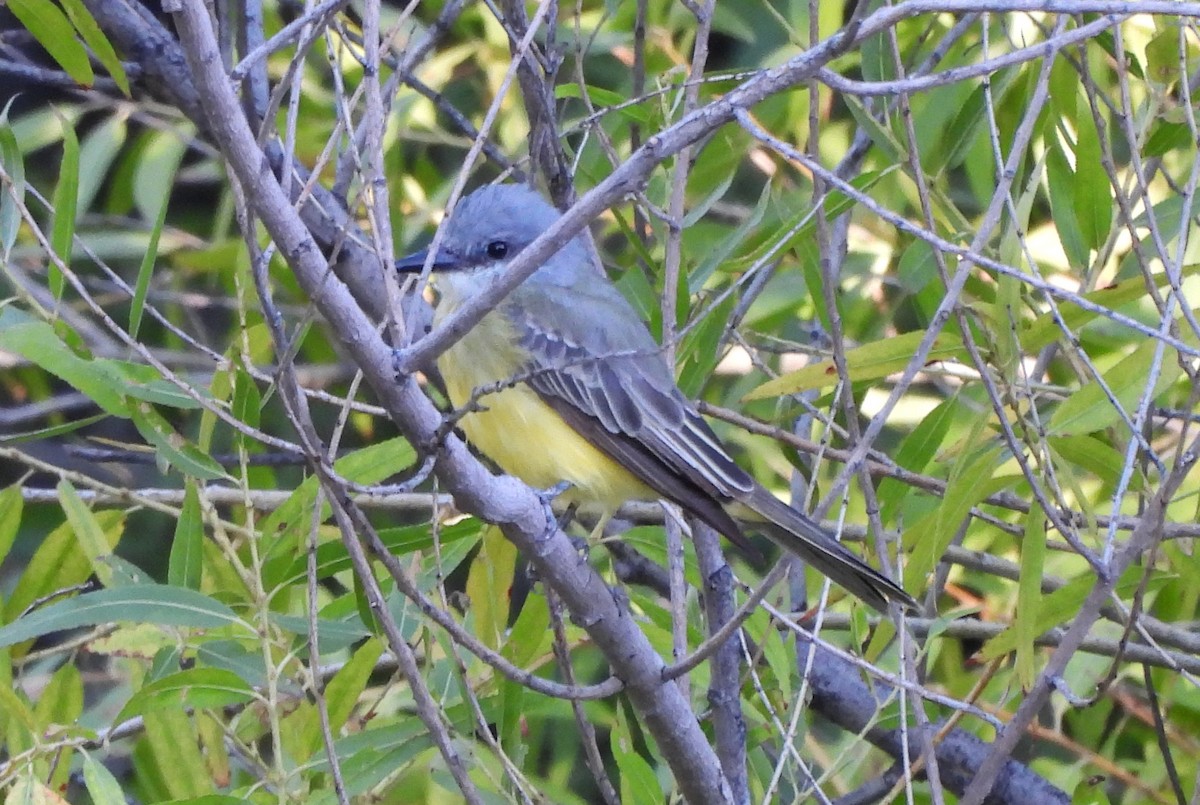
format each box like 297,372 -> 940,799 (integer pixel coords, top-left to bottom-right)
1,1 -> 1199,803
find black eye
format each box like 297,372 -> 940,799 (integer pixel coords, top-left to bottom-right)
486,241 -> 509,259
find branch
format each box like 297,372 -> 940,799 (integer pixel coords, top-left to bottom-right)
793,628 -> 1069,804
157,2 -> 734,800
960,438 -> 1200,803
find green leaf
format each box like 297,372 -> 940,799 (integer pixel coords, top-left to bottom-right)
1018,265 -> 1200,352
465,525 -> 517,650
753,605 -> 792,700
1045,134 -> 1088,268
896,239 -> 938,294
555,83 -> 649,123
498,593 -> 549,750
0,307 -> 128,416
82,751 -> 127,805
498,678 -> 525,762
259,436 -> 417,559
195,641 -> 267,689
141,709 -> 213,799
101,360 -> 209,409
129,402 -> 227,480
169,482 -> 204,590
932,84 -> 987,173
677,293 -> 734,398
1049,434 -> 1138,490
744,331 -> 964,399
32,659 -> 83,726
1072,94 -> 1112,251
5,773 -> 64,805
231,368 -> 262,432
0,412 -> 108,445
270,613 -> 370,650
120,137 -> 187,339
0,683 -> 38,734
3,509 -> 123,632
58,0 -> 130,95
263,519 -> 478,591
0,585 -> 248,648
981,567 -> 1152,661
1143,27 -> 1180,87
1049,339 -> 1182,436
687,183 -> 770,294
1144,119 -> 1192,157
307,722 -> 432,799
328,640 -> 383,729
48,112 -> 80,300
58,479 -> 116,588
1014,509 -> 1045,689
618,525 -> 700,588
1071,779 -> 1114,805
612,706 -> 662,805
132,132 -> 186,224
76,114 -> 127,212
878,396 -> 957,526
129,183 -> 171,339
6,0 -> 95,87
0,101 -> 25,258
903,446 -> 1006,593
842,95 -> 903,163
115,668 -> 255,725
0,485 -> 22,568
502,588 -> 550,669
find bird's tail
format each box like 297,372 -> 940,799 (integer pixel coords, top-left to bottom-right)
732,487 -> 917,613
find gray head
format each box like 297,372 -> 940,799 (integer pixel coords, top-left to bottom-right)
396,184 -> 591,290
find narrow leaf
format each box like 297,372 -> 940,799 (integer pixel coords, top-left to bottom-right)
612,706 -> 661,805
57,479 -> 115,588
1049,339 -> 1182,436
1073,93 -> 1112,250
0,308 -> 128,416
57,0 -> 130,95
3,510 -> 123,629
0,485 -> 23,567
465,525 -> 517,650
82,752 -> 127,805
6,0 -> 94,87
76,114 -> 127,212
903,446 -> 1005,593
0,585 -> 247,648
0,413 -> 108,445
129,187 -> 170,338
168,482 -> 204,590
129,403 -> 227,480
1014,509 -> 1045,689
115,668 -> 255,725
323,639 -> 384,736
141,709 -> 213,799
0,105 -> 26,258
48,113 -> 80,300
745,331 -> 964,399
981,568 -> 1151,661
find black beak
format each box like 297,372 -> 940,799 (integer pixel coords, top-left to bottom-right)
395,247 -> 461,273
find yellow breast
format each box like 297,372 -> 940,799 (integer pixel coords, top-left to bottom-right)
435,303 -> 652,512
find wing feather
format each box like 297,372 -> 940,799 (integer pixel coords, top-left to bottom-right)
511,298 -> 754,508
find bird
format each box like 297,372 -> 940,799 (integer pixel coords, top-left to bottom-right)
396,183 -> 916,612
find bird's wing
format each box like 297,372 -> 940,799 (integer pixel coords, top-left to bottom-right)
506,283 -> 916,611
508,286 -> 754,521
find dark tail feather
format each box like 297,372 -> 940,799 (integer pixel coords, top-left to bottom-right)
734,487 -> 917,613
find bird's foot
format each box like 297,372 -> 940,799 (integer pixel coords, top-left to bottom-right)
536,481 -> 574,543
